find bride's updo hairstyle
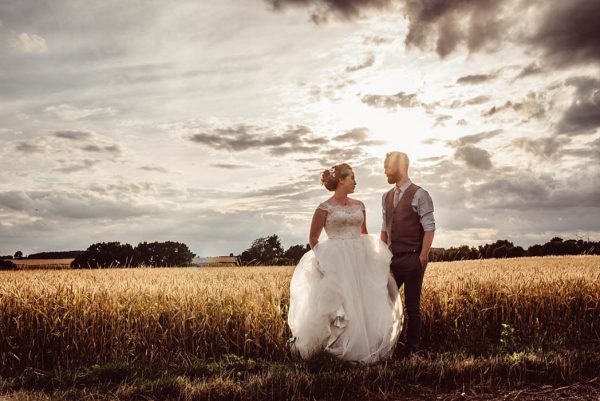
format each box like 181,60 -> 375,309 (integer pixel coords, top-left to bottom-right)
320,163 -> 352,191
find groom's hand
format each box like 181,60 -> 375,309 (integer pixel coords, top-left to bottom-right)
419,254 -> 428,269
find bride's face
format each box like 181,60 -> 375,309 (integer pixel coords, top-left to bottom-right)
339,172 -> 356,194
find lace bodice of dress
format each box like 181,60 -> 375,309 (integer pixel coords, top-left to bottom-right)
318,201 -> 364,239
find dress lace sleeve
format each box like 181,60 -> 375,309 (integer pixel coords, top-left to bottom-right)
317,202 -> 328,212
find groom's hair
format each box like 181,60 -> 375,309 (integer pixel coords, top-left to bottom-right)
385,151 -> 409,172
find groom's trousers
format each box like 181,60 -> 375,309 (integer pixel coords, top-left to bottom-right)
390,253 -> 426,350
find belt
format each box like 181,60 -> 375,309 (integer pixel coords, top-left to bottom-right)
393,250 -> 418,257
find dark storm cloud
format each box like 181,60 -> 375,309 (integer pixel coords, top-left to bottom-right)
557,77 -> 600,136
345,54 -> 375,72
512,136 -> 571,159
403,0 -> 512,58
188,124 -> 329,155
265,0 -> 392,22
530,0 -> 600,67
454,145 -> 493,170
456,73 -> 496,85
268,0 -> 599,68
361,91 -> 423,109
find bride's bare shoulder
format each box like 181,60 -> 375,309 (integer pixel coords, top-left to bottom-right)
348,198 -> 365,208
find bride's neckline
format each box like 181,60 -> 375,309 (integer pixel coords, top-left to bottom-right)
326,200 -> 361,208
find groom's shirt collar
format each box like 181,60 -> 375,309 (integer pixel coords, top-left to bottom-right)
395,179 -> 412,192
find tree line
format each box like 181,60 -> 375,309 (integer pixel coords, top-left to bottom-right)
70,241 -> 196,268
238,235 -> 600,265
429,237 -> 600,262
1,235 -> 598,271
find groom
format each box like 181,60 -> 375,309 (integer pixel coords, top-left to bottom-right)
380,151 -> 435,357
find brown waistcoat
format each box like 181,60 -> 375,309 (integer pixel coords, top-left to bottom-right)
385,183 -> 424,254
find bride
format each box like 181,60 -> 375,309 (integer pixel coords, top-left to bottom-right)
288,163 -> 403,363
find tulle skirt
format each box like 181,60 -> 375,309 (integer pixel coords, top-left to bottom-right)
288,234 -> 403,363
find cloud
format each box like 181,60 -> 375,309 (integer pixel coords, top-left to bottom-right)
433,114 -> 452,127
0,189 -> 163,220
266,0 -> 598,68
188,124 -> 327,155
454,145 -> 493,170
81,144 -> 121,155
10,130 -> 125,174
45,104 -> 117,120
530,0 -> 600,67
9,32 -> 48,54
363,35 -> 393,45
345,54 -> 375,72
514,63 -> 544,80
333,127 -> 384,146
403,0 -> 512,57
557,77 -> 600,135
139,165 -> 169,173
265,0 -> 393,23
463,95 -> 490,106
53,130 -> 94,141
54,159 -> 102,174
512,136 -> 571,159
469,174 -> 600,210
361,91 -> 423,109
450,129 -> 502,147
209,163 -> 250,170
456,73 -> 496,85
482,92 -> 546,121
15,141 -> 46,153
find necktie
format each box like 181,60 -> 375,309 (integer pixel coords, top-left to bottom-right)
393,187 -> 401,208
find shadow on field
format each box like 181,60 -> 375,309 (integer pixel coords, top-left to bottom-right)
2,347 -> 600,401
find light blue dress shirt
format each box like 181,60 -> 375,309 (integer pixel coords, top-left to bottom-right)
381,179 -> 436,233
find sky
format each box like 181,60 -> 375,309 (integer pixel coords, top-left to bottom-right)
0,0 -> 599,257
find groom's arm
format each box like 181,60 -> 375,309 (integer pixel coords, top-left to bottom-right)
417,189 -> 435,268
420,230 -> 435,268
380,192 -> 388,243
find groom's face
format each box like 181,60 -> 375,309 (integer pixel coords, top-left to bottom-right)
384,161 -> 402,184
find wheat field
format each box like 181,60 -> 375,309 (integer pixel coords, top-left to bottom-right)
1,256 -> 599,399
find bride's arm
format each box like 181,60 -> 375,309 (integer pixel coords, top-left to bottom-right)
360,209 -> 368,234
309,209 -> 327,249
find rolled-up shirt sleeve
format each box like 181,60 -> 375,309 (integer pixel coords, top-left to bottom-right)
416,190 -> 435,231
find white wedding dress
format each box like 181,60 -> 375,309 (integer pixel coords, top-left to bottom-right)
288,201 -> 403,363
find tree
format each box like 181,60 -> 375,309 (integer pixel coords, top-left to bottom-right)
133,241 -> 196,267
71,242 -> 135,268
239,234 -> 284,266
283,244 -> 311,265
14,251 -> 23,259
0,259 -> 17,270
